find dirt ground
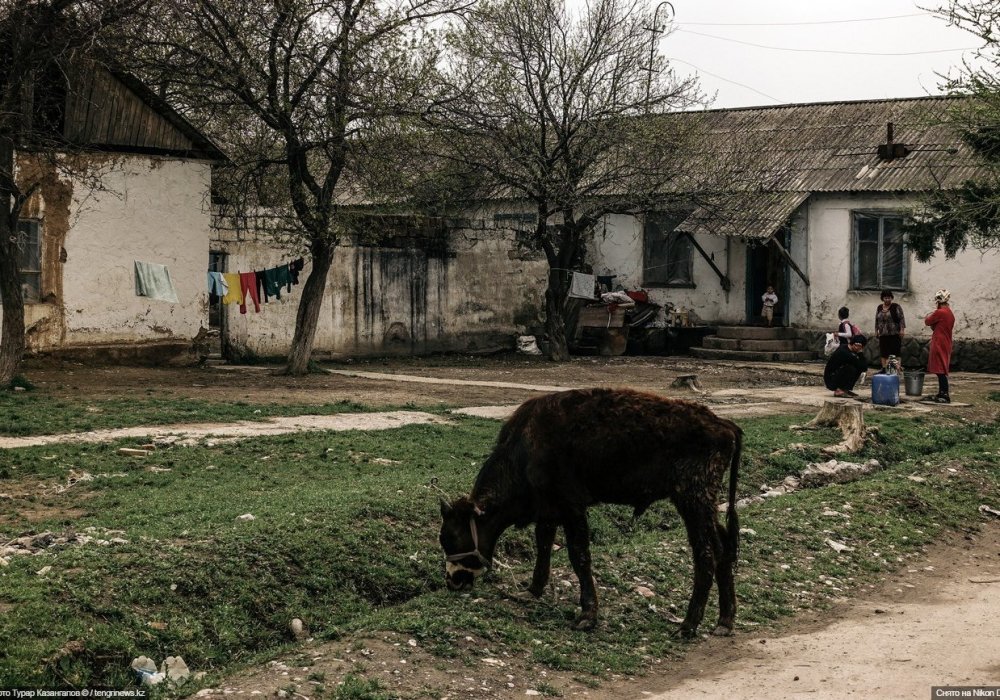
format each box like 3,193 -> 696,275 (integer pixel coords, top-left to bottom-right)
11,354 -> 1000,698
191,523 -> 1000,700
21,353 -> 1000,421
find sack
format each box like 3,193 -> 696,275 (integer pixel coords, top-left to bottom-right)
516,335 -> 542,356
823,333 -> 839,356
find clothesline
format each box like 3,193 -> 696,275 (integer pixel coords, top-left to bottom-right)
207,257 -> 305,315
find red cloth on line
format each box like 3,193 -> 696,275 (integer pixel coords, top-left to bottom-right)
239,271 -> 261,314
924,305 -> 954,375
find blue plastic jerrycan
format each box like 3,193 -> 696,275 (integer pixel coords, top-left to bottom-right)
871,373 -> 900,406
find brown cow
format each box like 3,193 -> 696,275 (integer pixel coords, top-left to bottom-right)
439,387 -> 742,637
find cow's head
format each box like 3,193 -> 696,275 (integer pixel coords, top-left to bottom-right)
439,496 -> 489,591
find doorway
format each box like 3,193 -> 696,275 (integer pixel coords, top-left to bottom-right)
746,229 -> 789,326
208,251 -> 226,357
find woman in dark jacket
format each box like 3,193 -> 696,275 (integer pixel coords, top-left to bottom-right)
874,290 -> 905,372
824,334 -> 869,398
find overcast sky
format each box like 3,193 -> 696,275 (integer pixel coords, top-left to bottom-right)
657,0 -> 983,109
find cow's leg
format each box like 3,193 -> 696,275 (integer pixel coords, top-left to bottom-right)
713,521 -> 736,636
677,500 -> 720,638
562,513 -> 598,631
527,520 -> 557,597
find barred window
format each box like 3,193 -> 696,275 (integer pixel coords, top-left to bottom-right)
644,212 -> 693,287
852,212 -> 906,291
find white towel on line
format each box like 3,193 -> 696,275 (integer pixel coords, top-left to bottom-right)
135,261 -> 179,303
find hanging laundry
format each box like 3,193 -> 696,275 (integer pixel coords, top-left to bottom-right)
255,269 -> 269,303
239,271 -> 261,313
134,261 -> 179,303
207,271 -> 228,297
221,272 -> 243,305
266,264 -> 292,298
568,271 -> 596,300
289,257 -> 305,285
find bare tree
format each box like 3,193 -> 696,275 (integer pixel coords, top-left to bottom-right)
130,0 -> 467,374
0,0 -> 147,387
901,1 -> 1000,259
418,0 -> 705,360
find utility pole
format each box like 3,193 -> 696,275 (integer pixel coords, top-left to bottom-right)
645,1 -> 675,109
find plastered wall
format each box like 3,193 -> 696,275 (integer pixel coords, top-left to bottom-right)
795,193 -> 1000,341
592,196 -> 1000,342
591,213 -> 748,325
214,223 -> 548,359
4,154 -> 212,355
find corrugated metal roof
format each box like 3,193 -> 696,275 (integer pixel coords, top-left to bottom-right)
653,96 -> 987,240
671,96 -> 983,193
676,191 -> 809,240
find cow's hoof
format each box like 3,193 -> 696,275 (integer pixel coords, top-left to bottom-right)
674,625 -> 698,640
710,624 -> 734,637
526,583 -> 546,598
572,615 -> 597,632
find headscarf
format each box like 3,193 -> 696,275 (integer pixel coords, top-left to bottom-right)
933,289 -> 951,304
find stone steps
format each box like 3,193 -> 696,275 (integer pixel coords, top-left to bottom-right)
693,325 -> 816,363
714,326 -> 800,340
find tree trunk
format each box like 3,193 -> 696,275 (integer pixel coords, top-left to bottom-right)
544,268 -> 571,362
0,136 -> 25,387
285,240 -> 336,375
0,238 -> 26,388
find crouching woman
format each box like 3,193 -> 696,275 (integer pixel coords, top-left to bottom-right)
824,334 -> 869,398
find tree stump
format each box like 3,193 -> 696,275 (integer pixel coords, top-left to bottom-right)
793,400 -> 869,454
671,374 -> 703,393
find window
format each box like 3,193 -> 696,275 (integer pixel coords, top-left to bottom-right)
644,212 -> 693,286
17,221 -> 42,302
852,212 -> 906,290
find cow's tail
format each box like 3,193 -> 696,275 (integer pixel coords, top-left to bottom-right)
725,426 -> 742,567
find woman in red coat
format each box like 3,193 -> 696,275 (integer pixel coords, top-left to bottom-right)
923,289 -> 955,403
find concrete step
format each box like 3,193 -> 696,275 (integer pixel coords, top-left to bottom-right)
714,326 -> 800,341
689,347 -> 817,363
703,337 -> 806,352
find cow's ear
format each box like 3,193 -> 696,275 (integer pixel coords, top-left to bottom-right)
440,498 -> 453,517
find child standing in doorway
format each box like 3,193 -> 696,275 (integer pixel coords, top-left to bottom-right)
761,285 -> 779,327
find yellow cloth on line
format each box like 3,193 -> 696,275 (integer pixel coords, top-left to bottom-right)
221,272 -> 244,305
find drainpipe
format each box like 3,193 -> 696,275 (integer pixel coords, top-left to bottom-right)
804,199 -> 811,319
725,236 -> 731,305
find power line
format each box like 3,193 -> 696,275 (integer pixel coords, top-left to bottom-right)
669,58 -> 784,104
675,28 -> 979,57
680,13 -> 926,27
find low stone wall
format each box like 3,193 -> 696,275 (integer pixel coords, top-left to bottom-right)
794,328 -> 1000,373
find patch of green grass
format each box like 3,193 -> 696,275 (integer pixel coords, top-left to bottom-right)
0,410 -> 997,691
0,395 -> 370,436
332,674 -> 391,699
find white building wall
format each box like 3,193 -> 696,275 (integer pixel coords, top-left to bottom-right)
62,157 -> 212,345
5,154 -> 212,354
593,194 -> 1000,342
801,192 -> 1000,341
591,213 -> 748,325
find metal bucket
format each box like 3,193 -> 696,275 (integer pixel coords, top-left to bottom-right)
904,371 -> 925,396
